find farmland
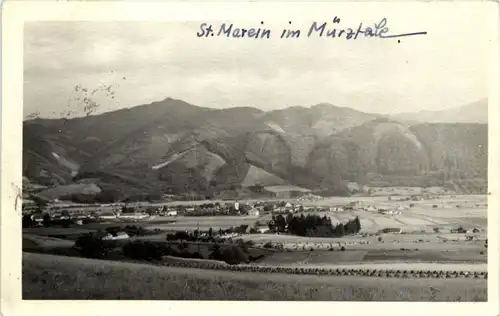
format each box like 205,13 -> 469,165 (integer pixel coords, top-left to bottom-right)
23,252 -> 487,301
142,194 -> 487,233
22,193 -> 488,301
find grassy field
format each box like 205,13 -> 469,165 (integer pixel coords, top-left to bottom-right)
254,248 -> 486,266
146,215 -> 262,231
23,252 -> 487,301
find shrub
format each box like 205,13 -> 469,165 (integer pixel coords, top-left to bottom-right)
74,234 -> 115,259
22,215 -> 33,228
122,241 -> 171,261
263,241 -> 273,249
340,246 -> 346,251
210,245 -> 249,265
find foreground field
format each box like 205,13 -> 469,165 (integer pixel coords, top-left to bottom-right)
23,253 -> 486,301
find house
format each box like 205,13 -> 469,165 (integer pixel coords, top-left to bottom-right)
30,214 -> 45,225
347,182 -> 361,193
256,226 -> 270,234
99,212 -> 117,220
102,231 -> 130,240
248,209 -> 260,217
118,212 -> 149,220
218,232 -> 239,239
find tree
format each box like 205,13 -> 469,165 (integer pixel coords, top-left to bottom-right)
268,219 -> 276,232
209,245 -> 250,265
22,215 -> 33,228
74,234 -> 114,259
339,223 -> 346,236
42,213 -> 51,227
61,219 -> 72,228
208,227 -> 213,237
354,216 -> 361,233
275,214 -> 287,232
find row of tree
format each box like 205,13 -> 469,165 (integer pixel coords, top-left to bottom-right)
269,213 -> 361,237
74,234 -> 256,265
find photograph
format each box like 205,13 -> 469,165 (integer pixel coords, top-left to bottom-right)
3,1 -> 497,306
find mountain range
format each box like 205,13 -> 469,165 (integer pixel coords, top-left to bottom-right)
394,99 -> 487,124
23,98 -> 488,201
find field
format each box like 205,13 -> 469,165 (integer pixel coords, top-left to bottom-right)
23,252 -> 487,301
141,195 -> 487,233
146,215 -> 261,231
22,194 -> 488,301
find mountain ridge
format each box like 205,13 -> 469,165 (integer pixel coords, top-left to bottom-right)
23,97 -> 488,201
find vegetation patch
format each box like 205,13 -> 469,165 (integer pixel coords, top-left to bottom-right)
22,252 -> 487,301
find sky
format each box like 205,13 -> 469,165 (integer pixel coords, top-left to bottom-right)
24,14 -> 491,119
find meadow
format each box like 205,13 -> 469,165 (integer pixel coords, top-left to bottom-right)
23,252 -> 487,301
22,194 -> 488,301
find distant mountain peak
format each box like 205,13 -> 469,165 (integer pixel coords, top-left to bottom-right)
311,103 -> 339,109
393,99 -> 488,124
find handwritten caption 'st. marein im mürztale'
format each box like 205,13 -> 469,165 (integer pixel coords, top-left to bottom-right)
197,17 -> 427,40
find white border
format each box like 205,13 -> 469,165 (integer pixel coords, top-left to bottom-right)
1,1 -> 499,316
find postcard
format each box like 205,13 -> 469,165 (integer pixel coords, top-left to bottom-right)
1,1 -> 499,316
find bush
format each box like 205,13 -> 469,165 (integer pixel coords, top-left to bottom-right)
22,215 -> 34,228
74,234 -> 115,259
340,246 -> 346,252
124,225 -> 148,237
123,241 -> 171,261
210,245 -> 249,265
263,241 -> 273,249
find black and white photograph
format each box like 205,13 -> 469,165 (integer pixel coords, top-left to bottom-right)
2,0 -> 498,308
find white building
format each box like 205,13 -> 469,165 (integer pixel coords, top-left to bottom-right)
99,212 -> 117,220
256,226 -> 270,234
102,231 -> 130,240
118,213 -> 149,220
166,210 -> 178,216
248,209 -> 260,217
